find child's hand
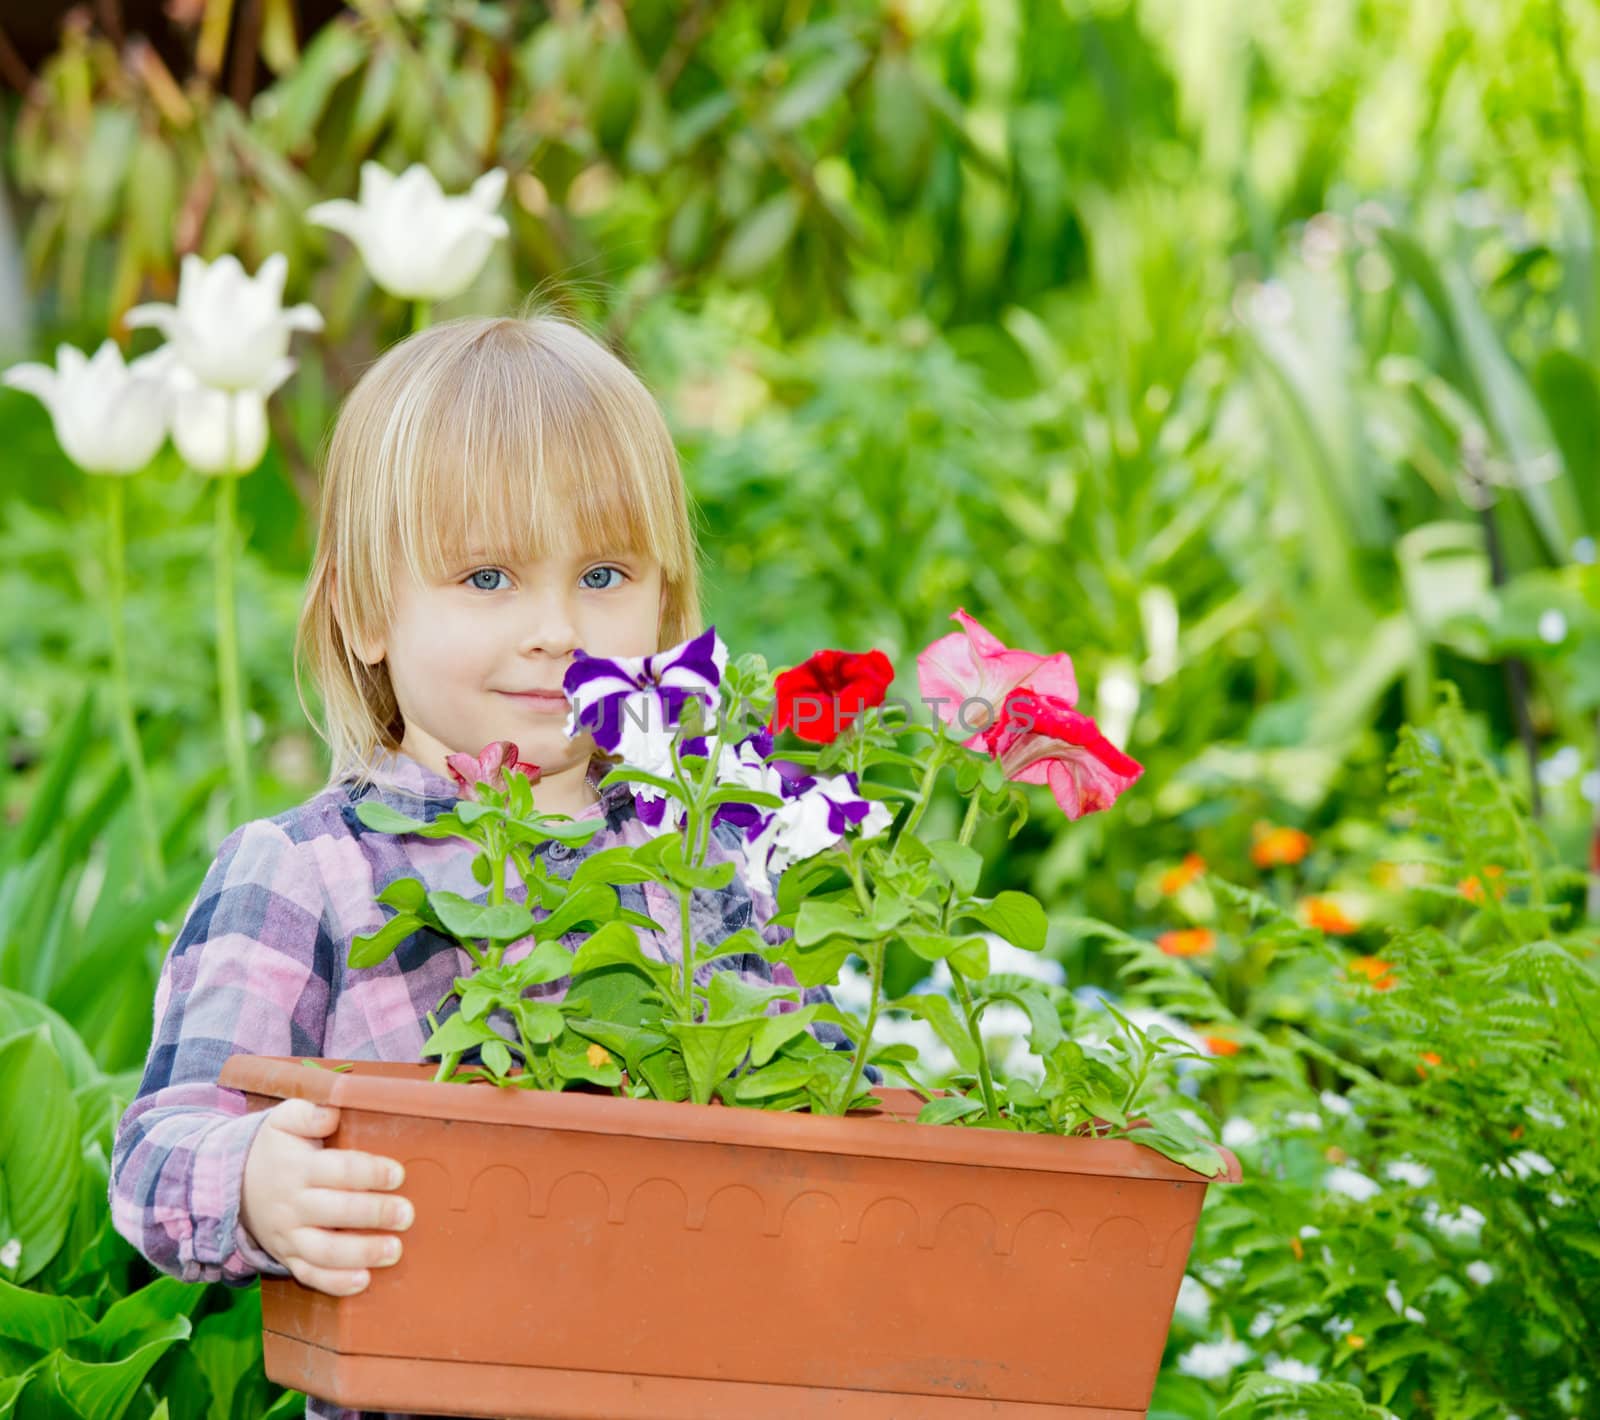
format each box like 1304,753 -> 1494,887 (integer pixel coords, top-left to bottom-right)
240,1098 -> 413,1296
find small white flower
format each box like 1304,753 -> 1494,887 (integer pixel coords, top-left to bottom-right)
1248,1308 -> 1280,1339
1424,1202 -> 1485,1240
1537,745 -> 1581,789
3,340 -> 170,473
1583,771 -> 1600,807
1404,1305 -> 1425,1322
1323,1315 -> 1354,1338
1299,1224 -> 1321,1239
1319,1089 -> 1354,1117
307,162 -> 510,303
158,355 -> 290,475
1466,1260 -> 1494,1286
1176,1338 -> 1252,1379
125,252 -> 322,392
1384,1159 -> 1434,1188
1324,1165 -> 1382,1201
1550,1192 -> 1569,1208
1385,1280 -> 1405,1314
1265,1357 -> 1321,1383
1502,1150 -> 1556,1181
1174,1274 -> 1211,1323
1284,1110 -> 1323,1131
0,1238 -> 19,1270
1221,1117 -> 1259,1149
1574,535 -> 1597,565
1537,609 -> 1568,645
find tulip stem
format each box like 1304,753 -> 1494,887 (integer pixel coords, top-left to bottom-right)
105,478 -> 164,887
412,300 -> 432,333
214,476 -> 252,818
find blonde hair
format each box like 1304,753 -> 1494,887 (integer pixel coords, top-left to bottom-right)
295,311 -> 704,786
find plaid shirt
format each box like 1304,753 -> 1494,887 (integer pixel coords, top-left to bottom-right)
110,749 -> 867,1420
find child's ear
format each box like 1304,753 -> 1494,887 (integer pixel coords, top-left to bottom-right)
331,567 -> 385,665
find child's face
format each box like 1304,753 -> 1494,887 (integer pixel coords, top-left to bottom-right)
366,544 -> 665,784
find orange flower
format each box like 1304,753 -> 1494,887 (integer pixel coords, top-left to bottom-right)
1301,895 -> 1359,935
1290,1236 -> 1304,1261
1458,864 -> 1506,903
1157,927 -> 1217,957
1160,853 -> 1207,895
1347,1334 -> 1366,1350
1416,1050 -> 1443,1077
1324,1145 -> 1348,1164
1252,824 -> 1312,868
1510,1124 -> 1524,1140
585,1043 -> 612,1069
1202,1033 -> 1240,1057
1347,955 -> 1396,990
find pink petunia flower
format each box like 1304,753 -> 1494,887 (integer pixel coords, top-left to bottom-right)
444,740 -> 540,801
915,607 -> 1079,749
978,689 -> 1143,820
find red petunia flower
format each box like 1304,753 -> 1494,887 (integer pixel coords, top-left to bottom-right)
444,740 -> 539,801
978,689 -> 1143,821
770,648 -> 896,745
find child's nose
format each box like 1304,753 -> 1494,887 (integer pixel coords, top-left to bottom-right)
515,599 -> 580,657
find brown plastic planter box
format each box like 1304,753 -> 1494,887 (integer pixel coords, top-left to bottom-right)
220,1056 -> 1240,1419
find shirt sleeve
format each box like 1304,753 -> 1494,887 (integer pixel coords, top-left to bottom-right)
110,815 -> 334,1286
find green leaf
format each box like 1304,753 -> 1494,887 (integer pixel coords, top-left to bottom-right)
978,984 -> 1063,1054
568,921 -> 674,987
421,1012 -> 501,1059
537,884 -> 618,941
0,1275 -> 92,1351
888,994 -> 980,1074
347,911 -> 423,969
375,877 -> 426,914
773,936 -> 857,987
898,930 -> 989,972
704,786 -> 785,810
917,1095 -> 987,1126
355,801 -> 427,836
958,891 -> 1047,952
926,840 -> 982,897
570,846 -> 659,889
481,1040 -> 513,1078
750,1006 -> 819,1067
597,766 -> 682,799
0,1026 -> 79,1282
512,1001 -> 565,1045
795,899 -> 879,947
430,893 -> 535,943
512,941 -> 576,987
0,989 -> 97,1092
667,1018 -> 764,1105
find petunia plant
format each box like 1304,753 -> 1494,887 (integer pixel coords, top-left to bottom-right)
347,611 -> 1230,1176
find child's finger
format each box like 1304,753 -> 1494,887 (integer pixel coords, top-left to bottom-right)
289,1224 -> 403,1273
298,1187 -> 414,1233
287,1256 -> 372,1297
268,1098 -> 341,1139
304,1148 -> 405,1193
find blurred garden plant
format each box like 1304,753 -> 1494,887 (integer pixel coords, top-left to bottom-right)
1128,684 -> 1599,1416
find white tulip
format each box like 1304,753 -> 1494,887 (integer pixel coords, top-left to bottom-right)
307,163 -> 510,303
2,340 -> 169,473
125,252 -> 323,392
162,356 -> 293,475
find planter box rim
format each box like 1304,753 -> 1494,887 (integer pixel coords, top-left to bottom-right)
222,1054 -> 1241,1184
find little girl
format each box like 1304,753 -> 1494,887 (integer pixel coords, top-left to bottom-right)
110,313 -> 861,1420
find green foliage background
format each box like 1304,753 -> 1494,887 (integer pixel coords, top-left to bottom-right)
0,0 -> 1597,1415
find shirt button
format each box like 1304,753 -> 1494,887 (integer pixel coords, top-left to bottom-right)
548,842 -> 573,862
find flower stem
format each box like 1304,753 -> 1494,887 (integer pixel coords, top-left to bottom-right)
213,476 -> 251,818
836,848 -> 882,1111
105,479 -> 164,887
412,299 -> 433,333
895,747 -> 945,845
949,969 -> 1001,1121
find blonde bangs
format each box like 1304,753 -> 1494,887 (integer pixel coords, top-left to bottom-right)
296,313 -> 704,785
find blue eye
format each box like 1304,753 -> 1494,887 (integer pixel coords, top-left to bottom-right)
581,566 -> 625,590
467,568 -> 510,592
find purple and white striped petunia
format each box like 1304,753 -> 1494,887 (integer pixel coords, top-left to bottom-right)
739,768 -> 894,896
564,627 -> 728,818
